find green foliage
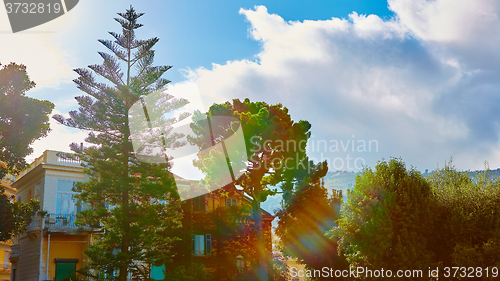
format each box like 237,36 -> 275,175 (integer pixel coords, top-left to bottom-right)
54,6 -> 184,280
163,263 -> 210,281
276,161 -> 348,279
330,158 -> 500,279
168,189 -> 262,281
189,99 -> 311,202
268,259 -> 289,281
332,158 -> 434,279
427,161 -> 500,269
189,99 -> 312,280
0,186 -> 40,241
0,62 -> 54,177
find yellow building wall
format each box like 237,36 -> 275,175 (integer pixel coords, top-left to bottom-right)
41,234 -> 90,280
0,248 -> 9,281
205,190 -> 245,212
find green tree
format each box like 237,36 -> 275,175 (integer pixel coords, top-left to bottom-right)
276,161 -> 348,280
0,62 -> 50,240
189,99 -> 311,281
331,158 -> 435,280
0,62 -> 54,178
53,6 -> 186,280
0,185 -> 39,241
427,161 -> 500,271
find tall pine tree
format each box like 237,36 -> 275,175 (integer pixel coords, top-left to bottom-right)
54,6 -> 188,280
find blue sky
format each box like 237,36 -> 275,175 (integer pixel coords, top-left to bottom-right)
2,0 -> 500,175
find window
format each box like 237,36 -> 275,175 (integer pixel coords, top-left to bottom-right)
35,182 -> 41,202
192,234 -> 211,256
226,198 -> 237,207
55,258 -> 78,280
3,251 -> 9,269
236,255 -> 244,271
56,180 -> 81,216
150,264 -> 165,280
192,195 -> 206,212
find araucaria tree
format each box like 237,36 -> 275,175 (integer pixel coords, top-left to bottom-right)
54,7 -> 187,280
189,99 -> 311,281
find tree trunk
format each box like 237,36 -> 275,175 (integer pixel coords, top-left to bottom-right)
119,122 -> 130,281
252,198 -> 268,281
119,188 -> 130,281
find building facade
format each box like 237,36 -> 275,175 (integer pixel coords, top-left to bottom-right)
11,150 -> 275,280
154,180 -> 275,280
10,150 -> 97,281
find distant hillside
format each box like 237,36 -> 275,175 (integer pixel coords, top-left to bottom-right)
260,170 -> 358,215
469,168 -> 500,178
422,167 -> 500,178
261,168 -> 500,217
323,170 -> 357,202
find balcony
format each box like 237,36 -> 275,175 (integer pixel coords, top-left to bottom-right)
43,213 -> 100,233
0,261 -> 11,273
10,244 -> 19,262
44,213 -> 78,230
19,213 -> 100,236
18,150 -> 82,179
26,217 -> 42,239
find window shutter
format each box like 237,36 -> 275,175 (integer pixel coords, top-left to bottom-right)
226,198 -> 237,206
192,234 -> 195,254
193,195 -> 207,212
205,234 -> 212,255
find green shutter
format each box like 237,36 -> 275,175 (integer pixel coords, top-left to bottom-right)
205,234 -> 212,255
55,263 -> 76,280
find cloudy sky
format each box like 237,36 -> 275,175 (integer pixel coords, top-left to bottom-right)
1,0 -> 500,175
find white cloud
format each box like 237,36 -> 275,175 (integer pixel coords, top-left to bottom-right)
27,109 -> 88,163
182,4 -> 500,171
23,1 -> 500,172
389,0 -> 500,68
0,3 -> 77,89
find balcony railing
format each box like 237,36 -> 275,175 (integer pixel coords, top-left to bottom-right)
19,213 -> 100,234
27,216 -> 41,231
56,154 -> 81,164
18,150 -> 82,179
0,261 -> 10,272
10,244 -> 19,256
44,213 -> 79,230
